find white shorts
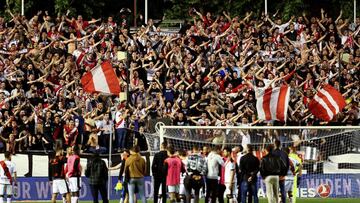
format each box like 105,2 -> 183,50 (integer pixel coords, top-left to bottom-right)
168,185 -> 180,193
0,184 -> 12,196
53,179 -> 69,195
224,183 -> 237,198
285,179 -> 294,192
179,183 -> 186,196
68,177 -> 81,192
179,176 -> 185,195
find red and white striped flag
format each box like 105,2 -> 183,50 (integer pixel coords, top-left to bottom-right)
256,85 -> 290,121
81,61 -> 121,95
309,84 -> 346,121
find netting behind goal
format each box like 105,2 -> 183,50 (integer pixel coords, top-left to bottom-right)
145,126 -> 360,198
146,126 -> 360,173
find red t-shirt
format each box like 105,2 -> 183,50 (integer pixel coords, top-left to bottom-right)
164,156 -> 183,186
71,20 -> 89,37
64,126 -> 78,146
66,154 -> 81,177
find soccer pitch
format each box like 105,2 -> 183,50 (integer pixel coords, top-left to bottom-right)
25,198 -> 360,203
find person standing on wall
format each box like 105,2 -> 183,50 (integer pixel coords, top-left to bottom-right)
85,152 -> 109,203
115,107 -> 129,152
152,142 -> 168,203
66,145 -> 82,203
0,151 -> 17,203
125,145 -> 147,203
49,149 -> 71,203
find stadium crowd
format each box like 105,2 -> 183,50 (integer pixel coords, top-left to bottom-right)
0,7 -> 359,154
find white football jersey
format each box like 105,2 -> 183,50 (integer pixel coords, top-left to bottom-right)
0,160 -> 16,184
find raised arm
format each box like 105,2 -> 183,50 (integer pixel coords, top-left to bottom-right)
335,10 -> 343,24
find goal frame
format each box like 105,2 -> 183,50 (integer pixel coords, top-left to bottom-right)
159,125 -> 360,143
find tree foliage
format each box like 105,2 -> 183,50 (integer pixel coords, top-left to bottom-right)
1,0 -> 359,22
164,0 -> 359,20
2,0 -> 33,20
54,0 -> 71,16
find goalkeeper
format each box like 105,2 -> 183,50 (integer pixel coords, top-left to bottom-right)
184,146 -> 207,203
109,150 -> 130,203
288,147 -> 302,203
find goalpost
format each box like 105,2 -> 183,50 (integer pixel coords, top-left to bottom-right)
153,125 -> 360,199
158,126 -> 360,151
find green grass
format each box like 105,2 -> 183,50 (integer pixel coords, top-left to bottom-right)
24,198 -> 360,203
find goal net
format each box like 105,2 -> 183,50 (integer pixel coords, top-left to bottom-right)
148,125 -> 360,199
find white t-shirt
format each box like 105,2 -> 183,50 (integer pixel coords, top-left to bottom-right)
241,131 -> 251,149
273,22 -> 290,34
236,152 -> 245,167
207,152 -> 224,179
224,159 -> 236,184
263,79 -> 275,88
115,111 -> 126,129
180,159 -> 188,184
96,119 -> 113,135
0,160 -> 16,184
340,35 -> 348,45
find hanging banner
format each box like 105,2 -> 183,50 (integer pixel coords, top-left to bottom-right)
12,174 -> 360,201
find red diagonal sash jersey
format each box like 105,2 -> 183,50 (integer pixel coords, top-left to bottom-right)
0,161 -> 12,184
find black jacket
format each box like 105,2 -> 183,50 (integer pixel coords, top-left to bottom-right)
260,153 -> 286,178
152,150 -> 168,179
118,158 -> 126,181
85,156 -> 108,185
272,149 -> 290,176
240,153 -> 260,182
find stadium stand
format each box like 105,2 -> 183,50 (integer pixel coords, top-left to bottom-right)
0,7 -> 358,160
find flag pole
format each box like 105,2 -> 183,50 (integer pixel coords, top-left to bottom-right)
265,0 -> 268,16
145,0 -> 148,25
107,122 -> 113,200
338,53 -> 341,86
134,0 -> 137,27
21,0 -> 24,16
355,0 -> 357,23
